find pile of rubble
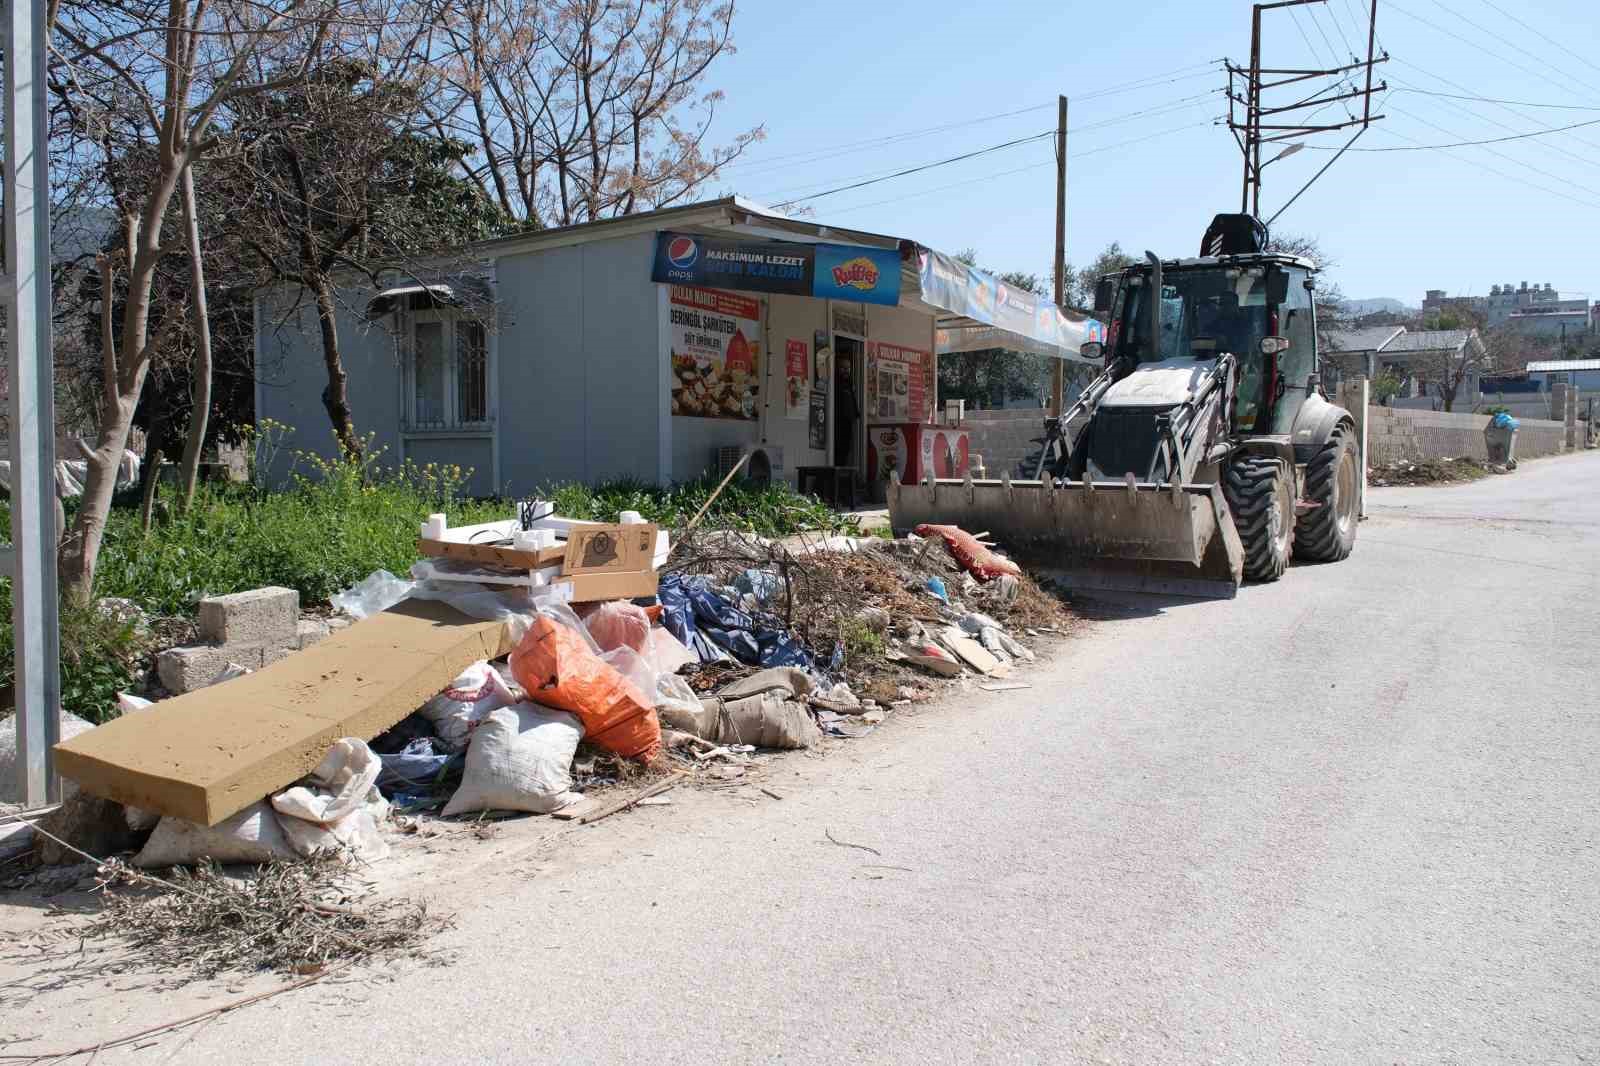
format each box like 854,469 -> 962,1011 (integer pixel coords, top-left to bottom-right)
5,503 -> 1069,923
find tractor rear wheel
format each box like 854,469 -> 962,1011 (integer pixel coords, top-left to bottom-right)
1224,455 -> 1293,582
1295,423 -> 1360,562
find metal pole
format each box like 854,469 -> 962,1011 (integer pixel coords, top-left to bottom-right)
4,0 -> 63,806
1051,94 -> 1067,415
1249,4 -> 1263,217
1362,0 -> 1379,127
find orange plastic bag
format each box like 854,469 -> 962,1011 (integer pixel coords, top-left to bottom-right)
509,616 -> 661,762
914,523 -> 1022,582
582,601 -> 651,654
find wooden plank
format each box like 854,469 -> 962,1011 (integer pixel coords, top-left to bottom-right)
54,601 -> 513,827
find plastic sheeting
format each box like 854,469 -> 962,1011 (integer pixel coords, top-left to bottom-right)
657,574 -> 811,669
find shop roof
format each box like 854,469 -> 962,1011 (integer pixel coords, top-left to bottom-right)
366,195 -> 1102,361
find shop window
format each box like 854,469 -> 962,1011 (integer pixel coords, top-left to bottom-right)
407,312 -> 490,431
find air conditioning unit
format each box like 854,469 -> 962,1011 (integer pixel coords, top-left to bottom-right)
713,444 -> 784,487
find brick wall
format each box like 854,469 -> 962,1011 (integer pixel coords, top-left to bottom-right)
1366,406 -> 1569,465
962,410 -> 1048,477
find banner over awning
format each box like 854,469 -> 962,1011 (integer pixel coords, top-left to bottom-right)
918,247 -> 1103,363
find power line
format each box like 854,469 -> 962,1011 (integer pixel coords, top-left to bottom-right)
1367,122 -> 1600,210
1394,87 -> 1600,111
1386,104 -> 1600,202
1396,58 -> 1600,154
718,61 -> 1224,175
1474,0 -> 1600,84
1387,2 -> 1600,105
1387,75 -> 1600,171
748,90 -> 1223,202
1426,0 -> 1600,100
771,130 -> 1056,208
1302,114 -> 1600,150
816,119 -> 1220,218
1305,4 -> 1348,63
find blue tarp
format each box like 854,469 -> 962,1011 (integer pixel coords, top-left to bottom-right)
658,573 -> 812,669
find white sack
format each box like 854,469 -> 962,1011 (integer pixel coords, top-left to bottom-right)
271,738 -> 390,861
443,703 -> 584,817
135,802 -> 298,867
420,660 -> 517,752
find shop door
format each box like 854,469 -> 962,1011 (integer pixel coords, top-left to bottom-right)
833,335 -> 865,471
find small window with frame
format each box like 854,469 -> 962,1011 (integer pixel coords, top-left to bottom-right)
406,309 -> 490,431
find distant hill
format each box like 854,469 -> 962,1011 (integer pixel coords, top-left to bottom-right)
1340,297 -> 1413,316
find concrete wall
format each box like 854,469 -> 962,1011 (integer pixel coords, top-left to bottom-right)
1365,406 -> 1569,465
962,409 -> 1047,477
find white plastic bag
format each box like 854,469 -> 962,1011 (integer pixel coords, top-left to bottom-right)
443,703 -> 584,817
420,660 -> 517,752
270,738 -> 390,861
331,569 -> 415,620
135,802 -> 298,867
115,693 -> 160,830
644,626 -> 697,676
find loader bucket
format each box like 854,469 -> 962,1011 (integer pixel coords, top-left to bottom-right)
888,476 -> 1244,599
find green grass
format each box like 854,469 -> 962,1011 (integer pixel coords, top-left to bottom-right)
544,477 -> 859,537
0,441 -> 855,721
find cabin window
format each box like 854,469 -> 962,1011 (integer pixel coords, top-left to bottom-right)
407,311 -> 489,430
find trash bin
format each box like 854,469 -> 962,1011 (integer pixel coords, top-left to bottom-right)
1485,411 -> 1519,469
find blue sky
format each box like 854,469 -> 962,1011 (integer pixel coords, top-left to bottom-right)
704,0 -> 1600,306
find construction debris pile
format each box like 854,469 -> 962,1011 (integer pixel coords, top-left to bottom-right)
10,500 -> 1069,900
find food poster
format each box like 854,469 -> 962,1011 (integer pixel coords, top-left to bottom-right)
668,286 -> 762,420
868,342 -> 932,422
785,339 -> 808,420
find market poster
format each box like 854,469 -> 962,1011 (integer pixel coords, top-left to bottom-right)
809,329 -> 829,449
667,286 -> 762,421
784,339 -> 808,420
870,341 -> 931,422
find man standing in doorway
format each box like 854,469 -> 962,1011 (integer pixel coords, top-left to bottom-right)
835,354 -> 859,468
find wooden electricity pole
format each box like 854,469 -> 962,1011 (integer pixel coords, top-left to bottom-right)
1051,93 -> 1067,415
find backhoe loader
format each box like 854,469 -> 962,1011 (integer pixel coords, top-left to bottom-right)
889,213 -> 1361,598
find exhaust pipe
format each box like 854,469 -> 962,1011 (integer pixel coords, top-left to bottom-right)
1145,250 -> 1162,361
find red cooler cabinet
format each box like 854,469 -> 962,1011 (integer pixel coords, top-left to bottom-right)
868,423 -> 970,486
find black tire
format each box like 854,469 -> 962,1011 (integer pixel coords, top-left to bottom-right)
1295,422 -> 1360,562
1224,455 -> 1293,582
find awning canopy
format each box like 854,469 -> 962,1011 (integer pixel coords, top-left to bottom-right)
366,277 -> 493,317
917,247 -> 1103,363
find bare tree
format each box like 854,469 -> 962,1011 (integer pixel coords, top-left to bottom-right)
49,0 -> 339,600
211,56 -> 508,457
424,0 -> 762,227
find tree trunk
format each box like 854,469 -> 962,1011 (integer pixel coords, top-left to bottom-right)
311,272 -> 361,459
60,165 -> 181,602
59,391 -> 141,602
139,445 -> 164,532
175,163 -> 213,512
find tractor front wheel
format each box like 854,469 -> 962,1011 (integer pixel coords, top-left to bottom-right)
1295,422 -> 1360,562
1224,455 -> 1294,582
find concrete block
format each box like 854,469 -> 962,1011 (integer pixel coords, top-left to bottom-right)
158,642 -> 266,695
297,618 -> 332,649
197,587 -> 299,646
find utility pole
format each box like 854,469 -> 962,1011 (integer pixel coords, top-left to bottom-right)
1051,94 -> 1067,415
4,0 -> 62,807
1226,0 -> 1387,225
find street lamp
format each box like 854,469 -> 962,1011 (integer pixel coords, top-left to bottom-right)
1264,142 -> 1306,167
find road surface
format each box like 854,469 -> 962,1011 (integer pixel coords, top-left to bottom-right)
26,453 -> 1600,1063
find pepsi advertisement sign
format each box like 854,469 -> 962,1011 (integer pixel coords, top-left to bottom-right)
652,232 -> 813,296
652,232 -> 901,306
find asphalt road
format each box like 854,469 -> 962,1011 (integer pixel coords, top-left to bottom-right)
142,454 -> 1600,1063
